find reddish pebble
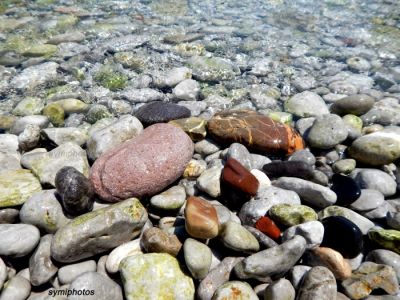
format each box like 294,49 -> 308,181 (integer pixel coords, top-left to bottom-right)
222,158 -> 259,196
255,216 -> 281,240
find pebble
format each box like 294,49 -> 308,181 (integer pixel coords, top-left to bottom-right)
250,169 -> 271,189
184,196 -> 219,239
68,272 -> 123,300
284,91 -> 329,117
0,224 -> 40,257
255,216 -> 281,240
207,110 -> 304,156
196,165 -> 223,198
135,102 -> 191,127
342,262 -> 399,299
288,149 -> 316,166
269,204 -> 317,227
366,249 -> 400,282
263,160 -> 314,180
51,198 -> 147,262
331,94 -> 375,116
225,143 -> 253,170
29,234 -> 58,286
0,258 -> 6,290
296,266 -> 337,300
288,265 -> 311,290
0,208 -> 19,224
212,281 -> 258,300
220,221 -> 260,253
234,236 -> 307,279
387,212 -> 400,230
282,221 -> 324,249
194,139 -> 220,156
343,114 -> 363,140
58,260 -> 96,285
120,253 -> 194,300
12,97 -> 45,116
105,239 -> 142,274
273,177 -> 337,208
264,278 -> 295,300
18,124 -> 40,152
169,117 -> 207,141
183,238 -> 212,280
141,227 -> 182,256
188,56 -> 236,82
353,168 -> 397,197
332,158 -> 357,174
350,189 -> 385,212
0,276 -> 31,300
173,79 -> 200,101
331,174 -> 361,206
90,123 -> 194,201
222,158 -> 259,196
10,115 -> 49,135
368,229 -> 400,254
321,216 -> 363,258
42,127 -> 88,146
306,114 -> 348,149
55,166 -> 94,216
11,61 -> 58,90
150,185 -> 186,210
156,67 -> 192,88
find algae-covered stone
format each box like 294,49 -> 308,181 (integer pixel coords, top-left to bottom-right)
0,115 -> 17,130
120,253 -> 195,300
86,104 -> 113,124
42,102 -> 65,127
269,204 -> 318,227
169,117 -> 207,141
12,97 -> 45,116
52,98 -> 89,114
369,229 -> 400,254
188,56 -> 236,82
267,111 -> 293,125
51,198 -> 148,263
21,142 -> 90,187
23,44 -> 58,57
0,169 -> 42,208
94,67 -> 128,91
42,127 -> 88,146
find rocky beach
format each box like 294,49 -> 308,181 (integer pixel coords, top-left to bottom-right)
0,0 -> 400,299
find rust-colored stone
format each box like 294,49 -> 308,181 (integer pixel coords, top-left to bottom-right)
207,110 -> 304,155
255,216 -> 281,240
184,196 -> 219,239
222,158 -> 259,196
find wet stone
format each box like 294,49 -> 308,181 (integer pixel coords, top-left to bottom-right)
269,204 -> 318,227
168,117 -> 207,141
331,94 -> 375,116
306,114 -> 348,149
135,102 -> 191,127
222,157 -> 259,196
331,174 -> 361,206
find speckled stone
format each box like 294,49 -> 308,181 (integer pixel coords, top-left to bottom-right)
368,229 -> 400,254
366,249 -> 400,282
141,227 -> 182,257
212,281 -> 258,300
306,114 -> 348,149
90,123 -> 194,202
296,266 -> 337,300
269,204 -> 317,227
135,102 -> 191,126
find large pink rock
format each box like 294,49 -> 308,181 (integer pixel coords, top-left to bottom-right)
90,123 -> 194,202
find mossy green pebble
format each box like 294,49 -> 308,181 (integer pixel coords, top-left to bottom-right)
42,102 -> 65,127
368,229 -> 400,255
269,204 -> 318,227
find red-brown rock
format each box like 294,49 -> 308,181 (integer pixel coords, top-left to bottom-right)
222,158 -> 259,196
90,123 -> 194,202
207,110 -> 304,156
255,216 -> 281,240
184,196 -> 219,239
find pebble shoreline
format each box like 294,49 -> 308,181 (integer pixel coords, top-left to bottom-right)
1,0 -> 400,299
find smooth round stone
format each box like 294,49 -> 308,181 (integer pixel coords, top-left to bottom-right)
353,169 -> 397,197
349,127 -> 400,166
0,224 -> 40,257
58,260 -> 97,285
264,278 -> 295,300
106,239 -> 142,274
288,149 -> 316,166
141,227 -> 182,257
29,234 -> 58,286
332,159 -> 357,174
368,229 -> 400,254
0,208 -> 19,224
321,216 -> 363,258
55,166 -> 94,216
18,124 -> 41,151
225,143 -> 253,170
120,253 -> 194,300
20,189 -> 70,233
284,91 -> 329,117
0,276 -> 31,300
331,94 -> 375,116
350,189 -> 385,212
51,198 -> 148,263
331,174 -> 361,206
282,221 -> 324,249
306,114 -> 348,149
296,267 -> 337,300
150,185 -> 186,210
195,139 -> 220,156
135,102 -> 191,126
0,257 -> 7,290
173,79 -> 200,101
263,160 -> 314,180
68,272 -> 123,300
91,123 -> 194,201
196,165 -> 223,198
183,238 -> 212,280
212,281 -> 258,300
367,249 -> 400,282
220,221 -> 260,253
342,115 -> 363,140
387,212 -> 400,230
269,204 -> 317,227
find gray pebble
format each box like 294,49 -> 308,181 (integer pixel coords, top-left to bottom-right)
296,266 -> 337,300
282,221 -> 324,249
353,169 -> 397,197
220,221 -> 260,253
288,265 -> 312,289
58,260 -> 97,285
264,278 -> 295,300
0,224 -> 40,257
0,208 -> 20,224
285,91 -> 329,117
10,115 -> 49,135
306,114 -> 348,149
0,276 -> 31,300
288,149 -> 316,166
0,257 -> 6,290
350,189 -> 385,212
194,139 -> 221,156
196,165 -> 223,198
183,238 -> 212,280
225,143 -> 252,170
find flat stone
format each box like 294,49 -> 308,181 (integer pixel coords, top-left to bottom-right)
284,91 -> 329,117
51,198 -> 148,262
331,94 -> 375,116
220,221 -> 260,253
183,238 -> 212,280
196,165 -> 223,198
342,262 -> 399,299
106,239 -> 142,274
58,260 -> 96,285
263,160 -> 314,180
368,229 -> 400,254
12,97 -> 45,116
0,224 -> 40,257
282,221 -> 324,249
207,110 -> 304,156
269,204 -> 317,227
350,189 -> 385,212
264,278 -> 295,300
169,117 -> 207,141
120,253 -> 194,300
353,169 -> 397,197
188,56 -> 236,82
42,127 -> 88,146
141,227 -> 182,257
184,196 -> 219,239
90,123 -> 193,201
273,177 -> 337,208
194,139 -> 220,156
212,281 -> 258,300
135,102 -> 191,127
150,185 -> 186,210
172,79 -> 200,101
222,158 -> 259,196
119,87 -> 165,103
11,61 -> 58,90
306,114 -> 348,149
296,266 -> 337,300
288,149 -> 316,166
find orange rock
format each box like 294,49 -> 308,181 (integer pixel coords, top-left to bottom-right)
255,216 -> 281,240
184,196 -> 219,239
311,247 -> 352,280
222,158 -> 259,196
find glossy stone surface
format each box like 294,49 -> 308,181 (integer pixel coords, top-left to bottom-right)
368,229 -> 400,254
207,110 -> 304,156
255,216 -> 281,240
135,102 -> 191,126
321,216 -> 363,258
222,157 -> 259,196
330,174 -> 361,206
263,160 -> 314,179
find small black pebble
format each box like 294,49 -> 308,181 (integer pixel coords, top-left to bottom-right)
331,173 -> 361,206
135,102 -> 191,127
263,160 -> 314,179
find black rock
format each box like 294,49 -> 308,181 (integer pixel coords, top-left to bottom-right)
135,102 -> 191,126
262,161 -> 314,179
55,166 -> 94,216
331,174 -> 361,206
321,216 -> 363,259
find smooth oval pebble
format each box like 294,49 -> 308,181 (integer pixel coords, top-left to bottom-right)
331,174 -> 361,206
183,238 -> 212,280
264,278 -> 295,300
141,227 -> 182,257
220,221 -> 260,253
282,221 -> 324,249
0,224 -> 40,257
58,260 -> 97,285
135,101 -> 191,126
0,275 -> 31,300
255,216 -> 281,240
